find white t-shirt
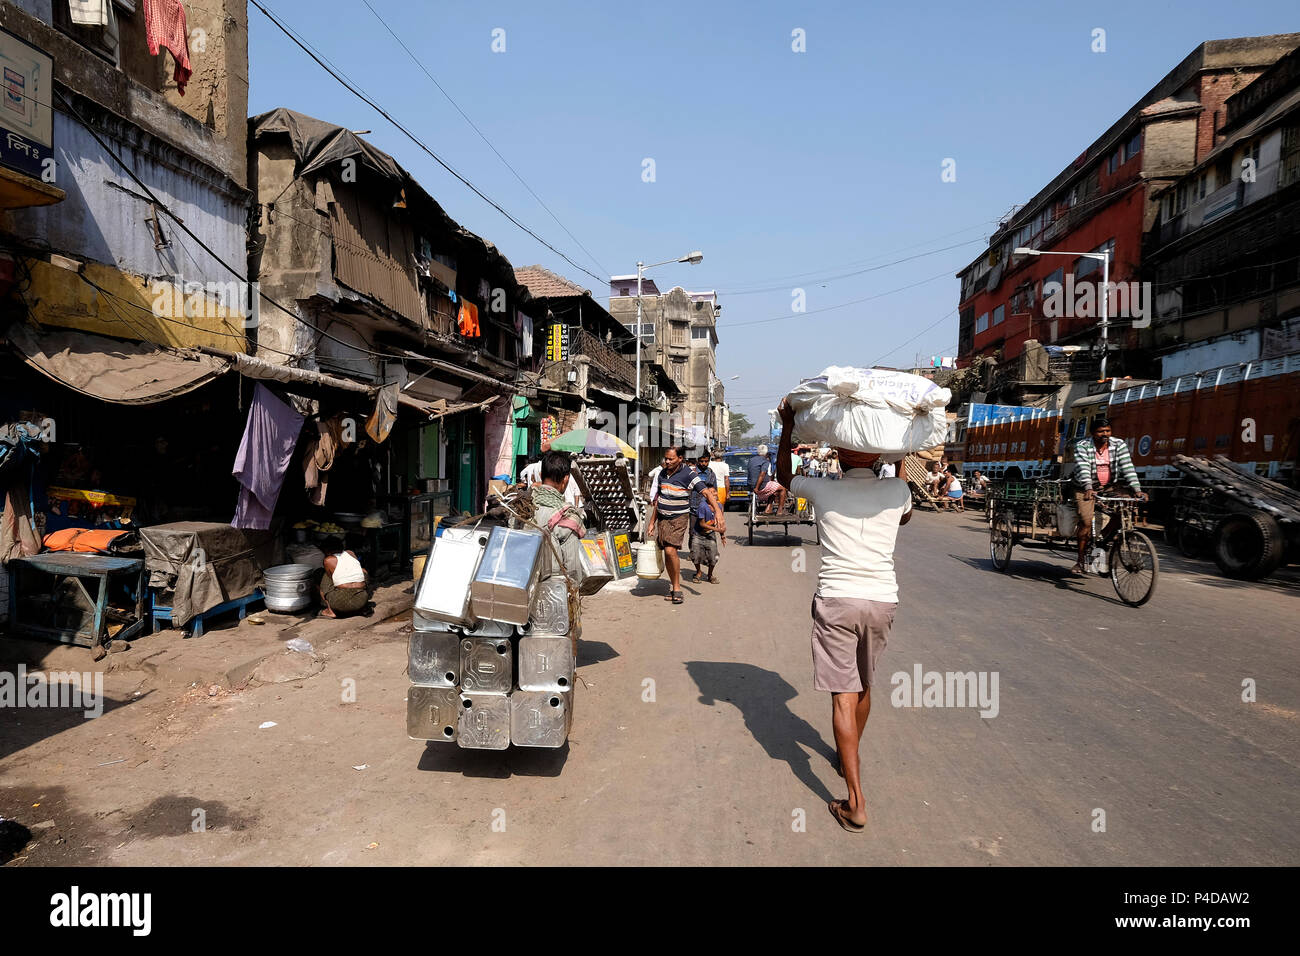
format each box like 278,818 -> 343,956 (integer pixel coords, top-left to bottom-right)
331,551 -> 366,585
878,461 -> 896,479
790,469 -> 912,603
708,461 -> 729,489
520,462 -> 541,485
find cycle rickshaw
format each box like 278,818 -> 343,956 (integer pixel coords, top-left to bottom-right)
986,478 -> 1159,606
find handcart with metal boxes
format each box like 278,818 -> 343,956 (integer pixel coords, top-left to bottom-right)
405,509 -> 616,750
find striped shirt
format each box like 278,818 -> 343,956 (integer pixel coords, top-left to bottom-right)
654,465 -> 704,519
1073,437 -> 1140,492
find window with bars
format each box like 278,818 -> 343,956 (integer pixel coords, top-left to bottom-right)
1280,124 -> 1300,189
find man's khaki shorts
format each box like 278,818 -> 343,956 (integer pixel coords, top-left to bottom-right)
809,594 -> 897,693
1074,484 -> 1118,532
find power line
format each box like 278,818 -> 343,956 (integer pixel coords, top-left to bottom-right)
53,89 -> 474,369
359,0 -> 609,280
726,266 -> 958,329
249,0 -> 607,286
719,238 -> 987,297
718,219 -> 1003,292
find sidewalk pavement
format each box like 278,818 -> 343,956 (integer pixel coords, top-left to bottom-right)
0,578 -> 414,691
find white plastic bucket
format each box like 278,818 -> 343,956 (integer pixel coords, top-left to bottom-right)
635,543 -> 664,580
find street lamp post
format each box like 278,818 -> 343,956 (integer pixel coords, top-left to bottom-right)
632,251 -> 703,488
1014,246 -> 1112,380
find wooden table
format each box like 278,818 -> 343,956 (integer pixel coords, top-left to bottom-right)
6,553 -> 147,648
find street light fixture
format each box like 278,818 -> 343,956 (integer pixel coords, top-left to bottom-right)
632,251 -> 704,488
1013,246 -> 1112,380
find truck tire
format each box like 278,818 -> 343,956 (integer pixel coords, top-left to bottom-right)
1213,511 -> 1285,580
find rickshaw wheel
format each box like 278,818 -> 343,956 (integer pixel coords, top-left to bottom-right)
990,515 -> 1013,572
1110,531 -> 1159,606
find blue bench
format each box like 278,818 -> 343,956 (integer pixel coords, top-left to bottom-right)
151,589 -> 265,637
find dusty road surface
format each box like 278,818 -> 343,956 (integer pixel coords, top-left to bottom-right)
2,509 -> 1297,866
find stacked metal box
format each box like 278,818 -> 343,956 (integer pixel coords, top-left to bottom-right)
408,525 -> 576,749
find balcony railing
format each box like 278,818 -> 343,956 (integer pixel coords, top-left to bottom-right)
575,328 -> 637,390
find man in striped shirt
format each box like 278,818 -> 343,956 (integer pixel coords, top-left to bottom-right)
647,445 -> 722,604
1072,417 -> 1146,573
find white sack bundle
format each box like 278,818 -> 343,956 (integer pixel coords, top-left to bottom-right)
786,366 -> 951,455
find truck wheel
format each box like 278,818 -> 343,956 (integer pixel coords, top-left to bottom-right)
1213,511 -> 1285,580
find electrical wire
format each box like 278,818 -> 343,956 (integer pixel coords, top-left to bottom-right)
249,0 -> 607,286
725,266 -> 958,329
359,0 -> 609,280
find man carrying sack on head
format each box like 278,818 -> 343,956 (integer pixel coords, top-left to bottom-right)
775,397 -> 913,835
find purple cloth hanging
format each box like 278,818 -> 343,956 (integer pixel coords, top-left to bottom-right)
232,383 -> 304,529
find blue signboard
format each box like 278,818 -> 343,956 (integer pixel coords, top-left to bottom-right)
968,403 -> 1034,425
0,29 -> 53,181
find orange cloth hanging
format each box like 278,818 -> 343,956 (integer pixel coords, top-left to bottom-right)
458,300 -> 480,337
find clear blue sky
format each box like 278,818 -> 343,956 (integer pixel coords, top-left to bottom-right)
248,0 -> 1299,428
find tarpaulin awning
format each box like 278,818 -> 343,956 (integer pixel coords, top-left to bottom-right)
399,393 -> 499,421
7,324 -> 229,404
200,347 -> 375,394
592,385 -> 636,402
249,108 -> 405,186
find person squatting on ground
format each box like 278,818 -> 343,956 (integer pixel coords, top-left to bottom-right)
775,399 -> 912,833
1072,417 -> 1146,574
318,538 -> 372,618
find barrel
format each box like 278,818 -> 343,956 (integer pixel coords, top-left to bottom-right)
634,543 -> 664,580
264,563 -> 316,613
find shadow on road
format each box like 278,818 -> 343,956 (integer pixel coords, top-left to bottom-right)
576,639 -> 618,666
417,743 -> 569,778
630,579 -> 701,600
946,552 -> 1132,607
685,660 -> 836,805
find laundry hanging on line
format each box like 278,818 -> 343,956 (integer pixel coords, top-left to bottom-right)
232,383 -> 304,530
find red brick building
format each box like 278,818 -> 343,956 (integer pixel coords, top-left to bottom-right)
955,34 -> 1300,400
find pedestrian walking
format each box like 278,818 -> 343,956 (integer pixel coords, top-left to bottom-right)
646,445 -> 721,604
774,399 -> 912,833
689,494 -> 723,583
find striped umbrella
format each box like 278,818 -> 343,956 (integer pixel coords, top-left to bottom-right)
548,428 -> 638,459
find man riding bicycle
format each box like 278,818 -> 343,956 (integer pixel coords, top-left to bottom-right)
1072,417 -> 1147,574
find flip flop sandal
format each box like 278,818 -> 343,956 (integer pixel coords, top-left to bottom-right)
828,799 -> 865,834
671,591 -> 684,604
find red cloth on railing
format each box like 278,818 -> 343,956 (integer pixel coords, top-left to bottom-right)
144,0 -> 193,95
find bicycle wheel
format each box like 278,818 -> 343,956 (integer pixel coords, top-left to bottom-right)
1110,531 -> 1158,606
990,514 -> 1013,572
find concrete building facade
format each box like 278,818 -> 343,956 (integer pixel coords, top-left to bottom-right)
954,33 -> 1300,408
